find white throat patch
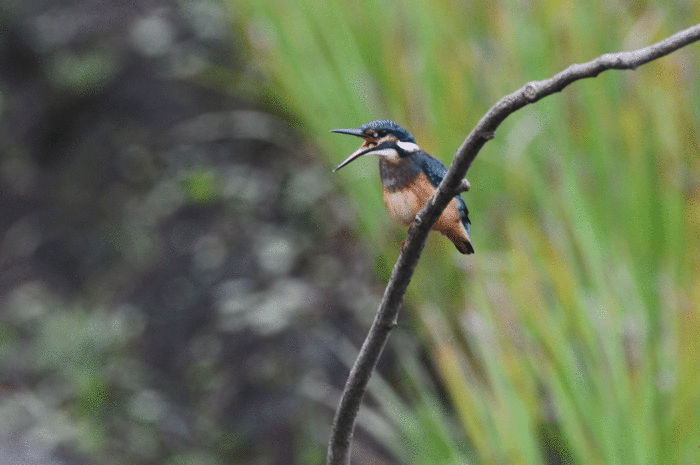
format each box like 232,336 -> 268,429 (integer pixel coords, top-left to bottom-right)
396,141 -> 420,153
371,147 -> 401,163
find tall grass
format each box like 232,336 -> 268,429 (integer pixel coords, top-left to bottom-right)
227,0 -> 700,463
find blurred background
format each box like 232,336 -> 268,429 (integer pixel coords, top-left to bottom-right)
1,0 -> 699,464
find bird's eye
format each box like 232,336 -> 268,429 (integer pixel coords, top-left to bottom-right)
377,130 -> 386,137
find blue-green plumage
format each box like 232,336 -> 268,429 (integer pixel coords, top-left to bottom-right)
332,120 -> 474,254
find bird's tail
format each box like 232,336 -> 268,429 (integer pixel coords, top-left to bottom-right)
445,230 -> 475,254
454,237 -> 475,254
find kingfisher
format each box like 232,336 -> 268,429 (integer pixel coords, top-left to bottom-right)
332,119 -> 474,254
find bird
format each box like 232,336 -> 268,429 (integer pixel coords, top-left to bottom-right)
331,119 -> 474,254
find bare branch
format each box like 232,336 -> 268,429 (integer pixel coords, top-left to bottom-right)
327,23 -> 700,465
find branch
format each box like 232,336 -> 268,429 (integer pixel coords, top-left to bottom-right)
327,23 -> 700,465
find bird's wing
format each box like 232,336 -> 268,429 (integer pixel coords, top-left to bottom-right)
415,151 -> 447,188
416,152 -> 471,231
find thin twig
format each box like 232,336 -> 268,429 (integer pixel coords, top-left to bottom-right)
327,22 -> 700,465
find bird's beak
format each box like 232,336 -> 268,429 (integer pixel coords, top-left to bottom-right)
332,138 -> 393,172
330,128 -> 366,138
332,127 -> 376,172
332,144 -> 376,172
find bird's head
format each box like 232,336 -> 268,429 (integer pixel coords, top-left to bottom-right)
331,120 -> 420,172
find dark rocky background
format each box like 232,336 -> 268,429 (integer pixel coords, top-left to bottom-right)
0,1 -> 403,463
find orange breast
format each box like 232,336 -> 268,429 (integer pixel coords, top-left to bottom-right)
383,189 -> 420,225
383,172 -> 434,225
382,171 -> 470,244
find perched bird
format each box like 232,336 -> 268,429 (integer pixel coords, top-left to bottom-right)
332,119 -> 474,254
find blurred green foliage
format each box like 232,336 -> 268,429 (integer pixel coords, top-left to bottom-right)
229,0 -> 700,463
182,168 -> 221,204
51,49 -> 118,93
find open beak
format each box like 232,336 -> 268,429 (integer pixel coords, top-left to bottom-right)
332,142 -> 379,172
332,127 -> 381,172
